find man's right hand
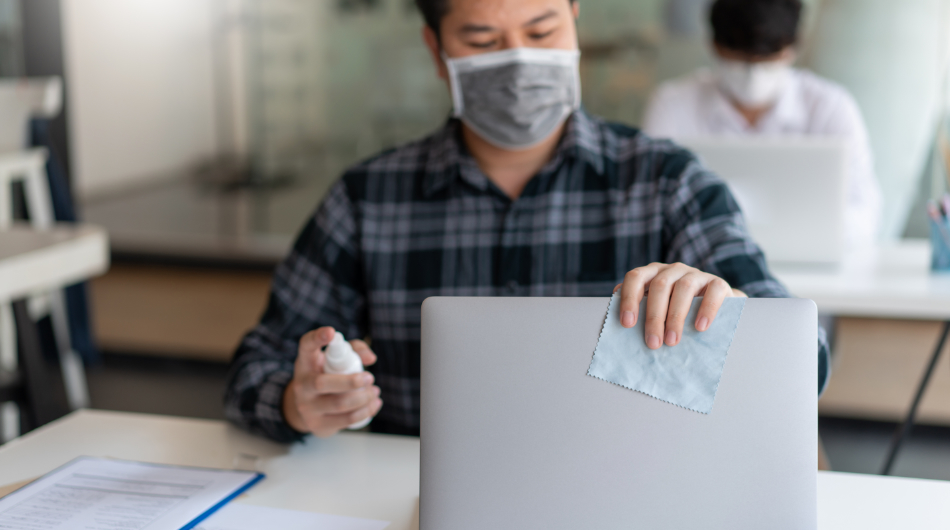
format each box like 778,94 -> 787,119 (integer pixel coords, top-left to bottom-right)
282,326 -> 382,438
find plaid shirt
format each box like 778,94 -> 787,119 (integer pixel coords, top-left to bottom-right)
225,109 -> 830,442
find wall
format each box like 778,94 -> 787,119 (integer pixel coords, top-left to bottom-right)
803,0 -> 950,239
61,0 -> 218,198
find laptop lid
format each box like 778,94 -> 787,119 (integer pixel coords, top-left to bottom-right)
421,296 -> 817,530
679,138 -> 848,266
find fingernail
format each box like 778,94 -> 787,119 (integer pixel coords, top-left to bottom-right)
621,311 -> 634,327
373,386 -> 381,396
665,330 -> 677,346
697,317 -> 709,331
362,373 -> 374,385
646,334 -> 661,349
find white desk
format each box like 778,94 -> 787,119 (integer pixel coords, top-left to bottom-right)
773,239 -> 950,474
0,223 -> 109,302
0,223 -> 109,434
1,410 -> 948,530
772,239 -> 948,319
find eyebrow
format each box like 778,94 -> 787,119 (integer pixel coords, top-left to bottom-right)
460,23 -> 495,34
458,9 -> 559,34
524,10 -> 558,27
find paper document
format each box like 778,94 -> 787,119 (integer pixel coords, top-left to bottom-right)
0,457 -> 263,530
196,503 -> 390,530
588,293 -> 745,413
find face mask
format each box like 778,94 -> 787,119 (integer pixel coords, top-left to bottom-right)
714,58 -> 792,108
443,47 -> 581,150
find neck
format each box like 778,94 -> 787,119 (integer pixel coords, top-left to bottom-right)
461,122 -> 566,200
732,101 -> 772,128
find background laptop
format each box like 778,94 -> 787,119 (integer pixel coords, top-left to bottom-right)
679,138 -> 848,266
421,297 -> 817,530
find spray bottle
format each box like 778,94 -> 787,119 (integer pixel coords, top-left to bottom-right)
324,331 -> 372,429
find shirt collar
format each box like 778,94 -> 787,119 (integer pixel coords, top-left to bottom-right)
559,108 -> 606,175
421,108 -> 605,198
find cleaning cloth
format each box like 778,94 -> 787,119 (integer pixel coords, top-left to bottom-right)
587,293 -> 746,414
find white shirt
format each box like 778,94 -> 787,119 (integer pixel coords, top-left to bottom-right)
642,67 -> 882,245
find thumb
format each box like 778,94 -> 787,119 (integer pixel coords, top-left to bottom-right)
297,326 -> 336,372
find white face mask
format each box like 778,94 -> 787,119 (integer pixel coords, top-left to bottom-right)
443,47 -> 581,150
714,58 -> 792,108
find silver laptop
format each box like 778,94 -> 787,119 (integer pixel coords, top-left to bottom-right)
420,297 -> 817,529
679,138 -> 847,265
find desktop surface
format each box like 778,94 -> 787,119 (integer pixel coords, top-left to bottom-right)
1,410 -> 949,530
420,297 -> 817,530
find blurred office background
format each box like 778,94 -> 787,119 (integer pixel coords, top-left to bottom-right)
6,0 -> 950,479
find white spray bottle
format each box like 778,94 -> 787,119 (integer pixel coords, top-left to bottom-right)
324,331 -> 372,429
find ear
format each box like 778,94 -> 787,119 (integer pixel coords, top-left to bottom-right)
572,1 -> 579,19
422,25 -> 448,81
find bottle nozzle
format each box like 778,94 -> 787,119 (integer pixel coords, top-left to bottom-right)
325,332 -> 350,367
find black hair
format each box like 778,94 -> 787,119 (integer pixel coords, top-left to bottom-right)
709,0 -> 802,56
414,0 -> 449,34
414,0 -> 575,36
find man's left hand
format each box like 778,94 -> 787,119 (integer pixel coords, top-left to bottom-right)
615,262 -> 747,350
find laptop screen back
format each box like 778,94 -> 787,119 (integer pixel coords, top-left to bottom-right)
420,296 -> 817,530
679,138 -> 847,265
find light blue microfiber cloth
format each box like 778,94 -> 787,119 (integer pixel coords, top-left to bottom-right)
587,293 -> 746,414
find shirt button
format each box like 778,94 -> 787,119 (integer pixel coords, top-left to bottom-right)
507,280 -> 518,293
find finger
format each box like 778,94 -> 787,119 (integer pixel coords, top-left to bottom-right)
665,272 -> 708,346
293,328 -> 337,398
643,264 -> 688,349
320,398 -> 383,433
316,385 -> 380,414
314,371 -> 374,395
349,339 -> 378,366
620,263 -> 661,328
347,397 -> 383,424
695,277 -> 733,332
297,326 -> 336,364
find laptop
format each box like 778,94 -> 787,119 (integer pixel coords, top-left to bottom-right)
420,296 -> 817,529
678,137 -> 848,266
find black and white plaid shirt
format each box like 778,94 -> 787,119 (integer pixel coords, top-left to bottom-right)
225,109 -> 830,442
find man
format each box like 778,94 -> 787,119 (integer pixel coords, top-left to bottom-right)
225,0 -> 829,442
642,0 -> 882,245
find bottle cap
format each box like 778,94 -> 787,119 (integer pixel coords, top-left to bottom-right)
325,332 -> 349,366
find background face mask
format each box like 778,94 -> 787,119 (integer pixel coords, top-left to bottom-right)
714,58 -> 792,108
444,47 -> 581,150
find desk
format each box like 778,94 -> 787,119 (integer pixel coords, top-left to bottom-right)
773,240 -> 950,474
1,410 -> 948,530
772,239 -> 944,319
0,224 -> 108,301
0,224 -> 109,431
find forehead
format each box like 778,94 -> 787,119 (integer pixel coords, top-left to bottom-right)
444,0 -> 571,26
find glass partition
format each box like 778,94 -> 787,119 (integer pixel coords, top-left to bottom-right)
236,0 -> 715,240
0,0 -> 22,77
86,0 -> 942,261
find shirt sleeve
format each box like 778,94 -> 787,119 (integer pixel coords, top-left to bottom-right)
659,147 -> 832,394
224,179 -> 368,443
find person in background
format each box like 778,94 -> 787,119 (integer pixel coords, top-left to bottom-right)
225,0 -> 829,443
642,0 -> 882,246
